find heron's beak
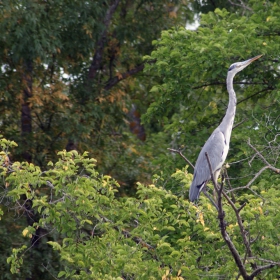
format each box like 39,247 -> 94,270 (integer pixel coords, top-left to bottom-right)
245,54 -> 263,66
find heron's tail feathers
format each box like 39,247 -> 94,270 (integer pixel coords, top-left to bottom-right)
189,181 -> 205,202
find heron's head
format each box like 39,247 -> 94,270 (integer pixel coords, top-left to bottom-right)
228,55 -> 262,74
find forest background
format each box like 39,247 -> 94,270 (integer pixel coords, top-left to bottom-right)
0,0 -> 280,279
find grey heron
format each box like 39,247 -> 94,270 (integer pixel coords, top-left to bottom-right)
189,55 -> 262,202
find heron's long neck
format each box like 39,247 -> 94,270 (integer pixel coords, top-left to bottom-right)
219,73 -> 237,139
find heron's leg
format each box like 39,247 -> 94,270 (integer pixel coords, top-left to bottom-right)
213,169 -> 221,203
202,186 -> 219,211
214,169 -> 221,184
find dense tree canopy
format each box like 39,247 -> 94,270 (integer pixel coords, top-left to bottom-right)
0,0 -> 189,186
0,0 -> 280,279
144,1 -> 280,187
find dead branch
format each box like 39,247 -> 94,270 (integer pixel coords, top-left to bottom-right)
223,168 -> 236,203
168,148 -> 195,169
247,139 -> 271,166
237,87 -> 273,105
204,152 -> 249,279
249,264 -> 276,278
233,118 -> 248,130
228,0 -> 253,12
248,257 -> 280,265
222,191 -> 256,270
226,165 -> 279,196
225,139 -> 280,195
204,152 -> 254,279
203,147 -> 279,278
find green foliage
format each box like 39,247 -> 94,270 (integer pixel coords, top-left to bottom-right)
144,0 -> 280,187
1,0 -> 280,279
7,246 -> 27,275
1,136 -> 279,279
0,0 -> 189,188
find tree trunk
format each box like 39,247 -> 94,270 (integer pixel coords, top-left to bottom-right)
21,60 -> 33,162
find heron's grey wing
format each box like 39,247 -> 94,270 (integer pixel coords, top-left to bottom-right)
189,128 -> 228,201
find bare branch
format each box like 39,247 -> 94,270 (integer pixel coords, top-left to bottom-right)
204,152 -> 250,279
233,139 -> 280,195
192,81 -> 224,89
249,264 -> 277,278
204,145 -> 279,278
192,81 -> 264,90
41,263 -> 59,280
244,166 -> 271,188
237,87 -> 273,105
168,148 -> 195,169
250,233 -> 261,245
233,118 -> 248,130
247,139 -> 271,166
222,191 -> 256,269
228,0 -> 253,12
226,166 -> 271,195
237,202 -> 246,213
223,168 -> 236,203
218,204 -> 250,277
248,257 -> 280,265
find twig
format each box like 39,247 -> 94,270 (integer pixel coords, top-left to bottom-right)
226,165 -> 279,197
249,264 -> 276,278
41,263 -> 59,280
247,139 -> 271,166
250,233 -> 260,245
223,168 -> 236,203
237,202 -> 246,213
23,228 -> 55,255
168,148 -> 195,169
233,118 -> 248,130
228,0 -> 253,12
244,165 -> 270,188
248,257 -> 280,265
237,88 -> 273,105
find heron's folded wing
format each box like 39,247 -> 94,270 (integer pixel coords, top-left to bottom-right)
189,129 -> 226,201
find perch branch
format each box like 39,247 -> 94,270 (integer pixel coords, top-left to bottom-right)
222,191 -> 256,269
205,152 -> 250,279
